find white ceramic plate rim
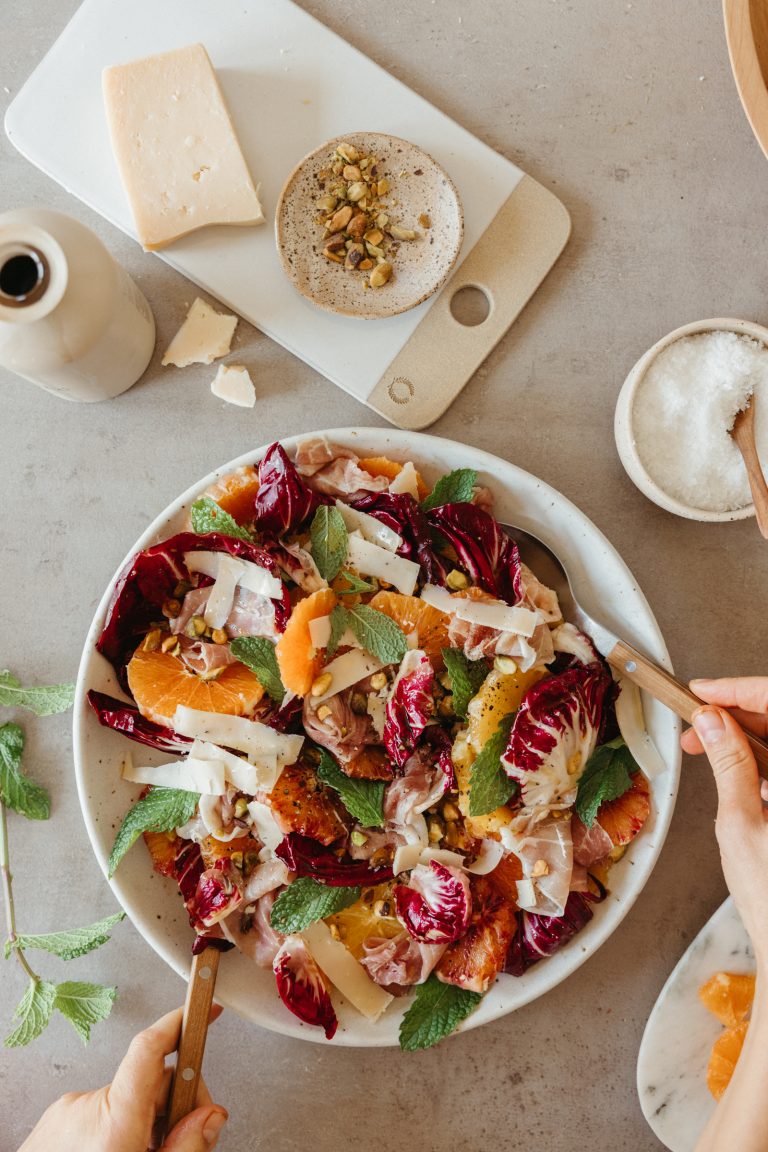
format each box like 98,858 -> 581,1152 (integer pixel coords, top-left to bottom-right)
74,428 -> 681,1047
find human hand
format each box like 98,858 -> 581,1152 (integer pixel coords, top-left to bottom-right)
682,677 -> 768,965
18,1006 -> 227,1152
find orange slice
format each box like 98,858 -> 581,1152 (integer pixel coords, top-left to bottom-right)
488,852 -> 523,908
144,829 -> 181,876
437,875 -> 517,993
597,771 -> 651,846
275,587 -> 337,697
357,456 -> 429,501
328,884 -> 401,959
345,747 -> 393,780
699,972 -> 756,1028
127,648 -> 264,724
368,590 -> 450,670
707,1021 -> 748,1100
201,465 -> 260,525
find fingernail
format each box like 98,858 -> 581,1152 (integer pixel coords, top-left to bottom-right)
693,707 -> 726,745
690,679 -> 713,689
203,1109 -> 227,1146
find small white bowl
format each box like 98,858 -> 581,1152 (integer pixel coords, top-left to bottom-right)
614,317 -> 768,522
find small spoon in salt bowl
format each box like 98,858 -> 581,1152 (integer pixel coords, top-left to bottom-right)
730,395 -> 768,538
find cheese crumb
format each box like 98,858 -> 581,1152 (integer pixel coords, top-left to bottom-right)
210,363 -> 256,408
162,297 -> 237,367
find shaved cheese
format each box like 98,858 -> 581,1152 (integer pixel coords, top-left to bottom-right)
516,878 -> 536,908
466,839 -> 505,875
310,650 -> 385,704
346,535 -> 419,595
247,800 -> 284,860
122,755 -> 225,795
308,615 -> 359,651
184,550 -> 283,603
388,460 -> 419,499
421,583 -> 539,637
194,553 -> 244,629
210,363 -> 256,408
366,691 -> 387,738
302,920 -> 393,1021
191,739 -> 275,794
161,298 -> 238,366
171,707 -> 303,768
236,560 -> 284,600
392,844 -> 467,875
334,499 -> 402,552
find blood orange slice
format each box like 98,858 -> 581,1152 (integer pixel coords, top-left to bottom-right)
699,972 -> 756,1028
707,1021 -> 748,1100
344,746 -> 393,780
269,761 -> 347,845
144,829 -> 182,876
436,875 -> 517,993
201,465 -> 260,525
597,771 -> 651,847
127,648 -> 264,724
275,587 -> 337,697
488,852 -> 523,908
368,590 -> 449,670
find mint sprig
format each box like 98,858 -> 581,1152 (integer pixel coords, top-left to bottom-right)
4,979 -> 57,1048
399,974 -> 483,1050
316,749 -> 385,828
269,877 -> 360,934
230,636 -> 285,703
468,712 -> 517,817
5,912 -> 126,962
575,737 -> 640,828
336,571 -> 375,596
51,982 -> 118,1044
421,468 -> 477,513
310,506 -> 348,582
0,671 -> 75,716
328,604 -> 407,664
0,724 -> 50,821
442,649 -> 490,720
190,496 -> 254,542
108,787 -> 199,877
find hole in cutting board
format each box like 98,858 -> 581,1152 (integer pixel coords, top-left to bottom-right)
450,285 -> 490,326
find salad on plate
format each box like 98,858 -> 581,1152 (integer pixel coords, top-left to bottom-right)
89,438 -> 652,1049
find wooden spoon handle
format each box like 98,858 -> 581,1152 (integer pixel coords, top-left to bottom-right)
736,431 -> 768,538
166,948 -> 221,1133
606,639 -> 768,777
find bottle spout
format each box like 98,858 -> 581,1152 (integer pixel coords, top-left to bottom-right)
0,244 -> 49,307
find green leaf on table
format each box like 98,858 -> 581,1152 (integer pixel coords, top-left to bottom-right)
421,468 -> 477,513
310,506 -> 349,582
575,737 -> 640,828
230,637 -> 285,704
338,604 -> 407,665
53,981 -> 118,1044
4,978 -> 56,1048
316,748 -> 385,828
442,649 -> 490,720
468,712 -> 517,817
399,974 -> 482,1051
0,723 -> 50,821
5,911 -> 126,962
190,497 -> 253,542
269,877 -> 360,934
0,670 -> 75,716
108,787 -> 199,878
336,571 -> 376,596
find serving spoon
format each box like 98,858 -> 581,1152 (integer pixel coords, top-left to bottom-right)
165,947 -> 221,1134
730,398 -> 768,539
503,522 -> 768,776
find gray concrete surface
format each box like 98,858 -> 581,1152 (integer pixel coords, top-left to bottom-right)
1,2 -> 765,1149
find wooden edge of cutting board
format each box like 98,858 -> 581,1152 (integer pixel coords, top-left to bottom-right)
366,174 -> 571,430
724,0 -> 768,162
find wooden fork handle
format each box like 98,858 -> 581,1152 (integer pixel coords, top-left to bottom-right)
166,947 -> 221,1133
606,639 -> 768,777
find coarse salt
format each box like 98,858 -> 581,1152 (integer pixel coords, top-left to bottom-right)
632,331 -> 768,511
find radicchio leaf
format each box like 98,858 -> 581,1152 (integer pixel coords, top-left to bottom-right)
394,861 -> 472,944
86,691 -> 193,755
97,532 -> 289,689
383,650 -> 435,770
273,935 -> 338,1039
504,892 -> 595,976
184,859 -> 243,933
351,491 -> 449,585
275,833 -> 393,887
191,932 -> 236,956
501,663 -> 615,812
426,503 -> 523,605
253,443 -> 330,536
422,724 -> 457,793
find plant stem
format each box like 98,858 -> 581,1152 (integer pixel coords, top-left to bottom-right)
0,799 -> 38,982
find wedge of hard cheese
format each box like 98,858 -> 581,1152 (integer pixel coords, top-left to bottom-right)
103,43 -> 264,251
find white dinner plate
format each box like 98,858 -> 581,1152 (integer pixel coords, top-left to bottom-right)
73,428 -> 682,1047
637,898 -> 753,1151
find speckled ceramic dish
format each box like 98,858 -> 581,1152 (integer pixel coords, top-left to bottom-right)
275,133 -> 464,319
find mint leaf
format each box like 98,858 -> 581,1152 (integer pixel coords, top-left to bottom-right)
4,978 -> 56,1048
0,723 -> 50,821
230,637 -> 285,703
310,506 -> 348,582
270,877 -> 360,934
109,787 -> 199,877
399,974 -> 482,1050
326,604 -> 351,660
575,737 -> 639,828
5,911 -> 126,962
341,604 -> 408,664
336,571 -> 375,596
0,671 -> 75,716
190,497 -> 253,542
421,468 -> 477,513
468,712 -> 517,817
53,982 -> 117,1044
316,748 -> 385,828
442,649 -> 490,720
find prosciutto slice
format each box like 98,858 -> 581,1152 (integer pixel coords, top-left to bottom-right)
361,932 -> 447,988
294,437 -> 389,500
303,690 -> 379,766
220,890 -> 284,968
176,637 -> 238,677
173,585 -> 279,641
447,613 -> 555,670
571,814 -> 613,866
384,746 -> 446,846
